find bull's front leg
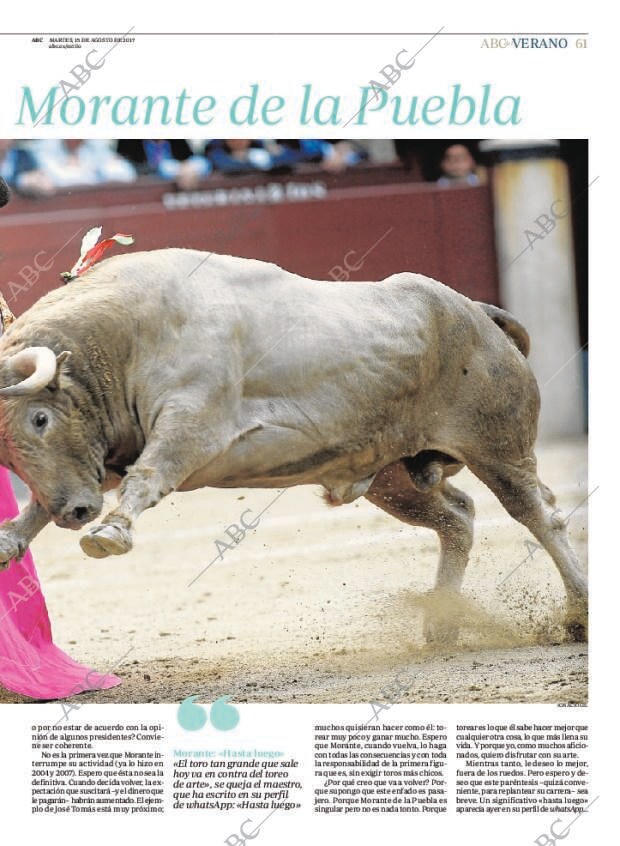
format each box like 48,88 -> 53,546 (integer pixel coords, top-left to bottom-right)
80,461 -> 188,559
79,409 -> 221,559
0,497 -> 51,570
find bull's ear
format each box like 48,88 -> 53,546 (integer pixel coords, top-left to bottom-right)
47,350 -> 72,392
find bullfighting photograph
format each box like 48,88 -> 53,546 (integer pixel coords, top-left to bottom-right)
0,137 -> 588,705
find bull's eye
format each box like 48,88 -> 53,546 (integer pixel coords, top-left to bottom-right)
33,411 -> 49,431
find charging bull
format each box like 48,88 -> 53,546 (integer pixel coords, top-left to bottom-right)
0,247 -> 587,641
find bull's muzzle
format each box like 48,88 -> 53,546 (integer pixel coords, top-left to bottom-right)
56,492 -> 103,529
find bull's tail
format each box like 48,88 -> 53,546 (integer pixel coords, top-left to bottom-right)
476,302 -> 530,358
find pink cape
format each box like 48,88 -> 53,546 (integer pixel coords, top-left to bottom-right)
0,467 -> 121,700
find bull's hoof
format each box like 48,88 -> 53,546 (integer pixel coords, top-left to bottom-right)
0,530 -> 24,570
80,524 -> 133,558
565,620 -> 588,643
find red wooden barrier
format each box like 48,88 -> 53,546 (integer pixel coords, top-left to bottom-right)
0,166 -> 498,316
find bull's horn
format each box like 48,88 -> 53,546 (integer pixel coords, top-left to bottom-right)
0,347 -> 59,396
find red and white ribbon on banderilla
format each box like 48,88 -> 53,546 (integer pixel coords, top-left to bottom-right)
61,227 -> 135,281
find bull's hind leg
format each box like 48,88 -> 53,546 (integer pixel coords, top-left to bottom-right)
366,460 -> 475,643
470,455 -> 587,642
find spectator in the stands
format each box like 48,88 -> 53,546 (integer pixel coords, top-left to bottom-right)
437,144 -> 480,187
272,140 -> 367,172
355,139 -> 397,164
0,139 -> 55,197
117,139 -> 210,189
207,140 -> 291,175
318,140 -> 366,172
206,139 -> 367,175
28,140 -> 137,189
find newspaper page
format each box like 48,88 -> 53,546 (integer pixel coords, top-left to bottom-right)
0,4 -> 613,844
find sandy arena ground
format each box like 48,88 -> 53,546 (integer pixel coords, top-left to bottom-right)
0,438 -> 587,705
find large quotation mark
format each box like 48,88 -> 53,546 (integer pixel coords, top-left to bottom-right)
210,695 -> 240,731
177,695 -> 208,731
177,695 -> 240,732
